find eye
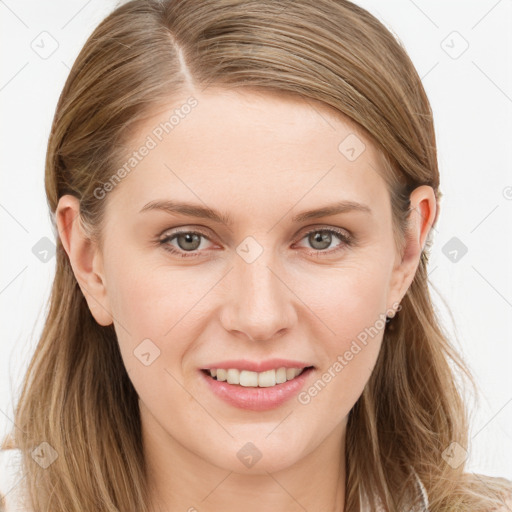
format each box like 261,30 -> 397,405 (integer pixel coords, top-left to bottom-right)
294,227 -> 353,256
158,229 -> 214,258
157,226 -> 353,259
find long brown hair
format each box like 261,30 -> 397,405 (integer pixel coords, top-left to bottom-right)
2,1 -> 511,510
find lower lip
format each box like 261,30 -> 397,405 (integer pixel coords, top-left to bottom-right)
199,367 -> 314,411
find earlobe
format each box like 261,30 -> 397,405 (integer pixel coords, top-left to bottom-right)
56,195 -> 113,327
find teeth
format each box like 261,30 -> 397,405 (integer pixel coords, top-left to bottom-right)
276,367 -> 287,384
239,370 -> 258,387
286,368 -> 296,380
258,369 -> 276,387
226,369 -> 240,385
208,367 -> 307,387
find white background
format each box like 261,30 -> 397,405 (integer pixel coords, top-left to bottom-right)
1,0 -> 511,486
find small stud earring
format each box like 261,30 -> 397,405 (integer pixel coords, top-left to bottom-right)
385,305 -> 400,327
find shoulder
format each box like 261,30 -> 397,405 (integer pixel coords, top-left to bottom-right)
496,490 -> 512,511
0,449 -> 29,512
476,474 -> 512,511
494,493 -> 512,511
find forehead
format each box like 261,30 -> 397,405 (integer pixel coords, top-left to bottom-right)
106,88 -> 390,223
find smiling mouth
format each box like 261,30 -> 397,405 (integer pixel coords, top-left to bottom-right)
201,366 -> 315,388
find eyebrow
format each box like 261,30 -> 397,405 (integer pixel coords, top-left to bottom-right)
139,199 -> 372,226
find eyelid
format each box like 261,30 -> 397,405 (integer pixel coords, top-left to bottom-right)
297,224 -> 352,239
157,226 -> 218,258
159,225 -> 214,240
158,224 -> 351,240
293,225 -> 353,251
157,224 -> 353,257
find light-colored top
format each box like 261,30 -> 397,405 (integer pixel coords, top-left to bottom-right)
363,466 -> 429,511
0,449 -> 26,512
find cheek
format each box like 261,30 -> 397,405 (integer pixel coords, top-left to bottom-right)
106,247 -> 192,334
106,262 -> 197,409
291,251 -> 392,338
110,270 -> 168,334
328,263 -> 390,366
105,253 -> 215,381
291,259 -> 390,413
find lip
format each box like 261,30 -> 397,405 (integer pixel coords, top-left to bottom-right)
201,358 -> 314,373
199,366 -> 315,411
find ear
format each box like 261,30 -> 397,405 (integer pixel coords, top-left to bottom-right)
56,195 -> 113,326
387,185 -> 437,314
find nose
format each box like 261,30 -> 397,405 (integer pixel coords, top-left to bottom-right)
220,250 -> 297,342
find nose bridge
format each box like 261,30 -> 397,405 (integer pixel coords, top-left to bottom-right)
222,235 -> 295,341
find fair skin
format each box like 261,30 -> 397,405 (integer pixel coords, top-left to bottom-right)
56,88 -> 436,512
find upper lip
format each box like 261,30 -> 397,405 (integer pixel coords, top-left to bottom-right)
201,358 -> 314,373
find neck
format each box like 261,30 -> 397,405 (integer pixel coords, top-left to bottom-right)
143,407 -> 347,512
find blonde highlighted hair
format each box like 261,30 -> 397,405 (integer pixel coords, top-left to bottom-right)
2,0 -> 511,510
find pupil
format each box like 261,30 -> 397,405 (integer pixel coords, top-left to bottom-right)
311,231 -> 330,250
179,233 -> 200,250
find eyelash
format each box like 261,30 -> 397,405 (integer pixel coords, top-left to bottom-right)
157,227 -> 353,259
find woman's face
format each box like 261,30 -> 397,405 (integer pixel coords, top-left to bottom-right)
61,88 -> 432,477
